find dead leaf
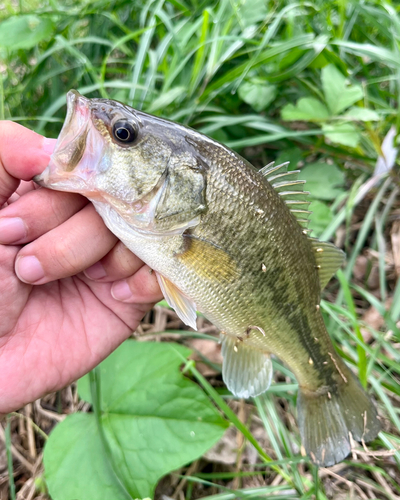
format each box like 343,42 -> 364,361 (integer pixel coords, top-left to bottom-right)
188,338 -> 222,376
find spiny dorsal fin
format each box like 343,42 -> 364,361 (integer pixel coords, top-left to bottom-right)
279,191 -> 310,201
273,179 -> 306,192
260,162 -> 312,227
310,239 -> 346,289
260,161 -> 290,177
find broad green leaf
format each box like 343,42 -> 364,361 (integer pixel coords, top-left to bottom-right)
342,107 -> 380,121
322,122 -> 360,147
44,341 -> 228,500
0,15 -> 54,50
300,161 -> 345,200
281,97 -> 330,121
321,64 -> 363,115
308,200 -> 333,237
43,414 -> 132,500
274,147 -> 303,171
238,81 -> 277,112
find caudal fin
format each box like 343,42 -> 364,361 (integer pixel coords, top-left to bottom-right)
297,370 -> 381,466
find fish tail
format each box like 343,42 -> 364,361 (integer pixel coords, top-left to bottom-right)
297,367 -> 381,466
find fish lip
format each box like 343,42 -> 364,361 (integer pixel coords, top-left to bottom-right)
55,89 -> 91,156
34,90 -> 96,190
34,168 -> 89,193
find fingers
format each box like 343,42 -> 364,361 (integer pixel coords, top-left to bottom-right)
84,241 -> 144,281
16,180 -> 36,197
0,188 -> 88,245
3,181 -> 35,206
84,241 -> 163,303
0,123 -> 163,303
0,121 -> 56,205
15,204 -> 118,284
111,265 -> 163,304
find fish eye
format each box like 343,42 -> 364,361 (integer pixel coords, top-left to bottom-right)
112,121 -> 137,144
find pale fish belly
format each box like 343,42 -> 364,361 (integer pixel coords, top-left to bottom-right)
90,200 -> 261,338
92,197 -> 330,392
91,198 -> 320,356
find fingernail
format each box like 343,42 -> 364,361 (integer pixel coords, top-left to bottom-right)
42,137 -> 57,155
84,261 -> 107,280
111,280 -> 133,301
16,256 -> 45,283
0,217 -> 27,244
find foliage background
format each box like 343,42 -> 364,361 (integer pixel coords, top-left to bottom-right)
1,0 -> 400,499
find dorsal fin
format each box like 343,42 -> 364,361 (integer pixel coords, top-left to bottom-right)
273,179 -> 306,192
309,239 -> 346,289
260,161 -> 311,227
260,161 -> 290,177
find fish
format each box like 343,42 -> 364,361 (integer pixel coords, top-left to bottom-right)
34,90 -> 381,466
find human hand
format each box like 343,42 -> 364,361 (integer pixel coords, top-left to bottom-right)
0,121 -> 163,414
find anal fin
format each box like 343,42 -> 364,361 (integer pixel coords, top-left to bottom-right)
156,273 -> 198,330
220,334 -> 273,398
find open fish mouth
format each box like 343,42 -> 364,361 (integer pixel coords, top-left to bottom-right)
34,90 -> 104,193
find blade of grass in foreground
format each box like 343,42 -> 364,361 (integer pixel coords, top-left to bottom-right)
255,394 -> 309,496
336,270 -> 368,388
179,355 -> 295,487
5,415 -> 16,500
183,476 -> 298,500
332,177 -> 392,322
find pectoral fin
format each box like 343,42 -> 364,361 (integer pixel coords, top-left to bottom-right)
156,273 -> 198,330
220,334 -> 273,398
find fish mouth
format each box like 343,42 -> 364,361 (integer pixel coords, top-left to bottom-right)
34,90 -> 103,192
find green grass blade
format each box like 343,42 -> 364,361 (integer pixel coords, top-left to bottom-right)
336,270 -> 368,387
185,362 -> 294,486
5,415 -> 16,500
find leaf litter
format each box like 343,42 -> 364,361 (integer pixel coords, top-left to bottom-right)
1,183 -> 400,498
2,0 -> 400,498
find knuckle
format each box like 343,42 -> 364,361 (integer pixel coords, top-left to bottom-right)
50,238 -> 81,274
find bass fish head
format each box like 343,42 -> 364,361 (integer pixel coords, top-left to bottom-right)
35,90 -> 207,235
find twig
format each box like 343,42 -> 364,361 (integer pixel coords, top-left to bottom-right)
0,424 -> 34,473
356,478 -> 399,500
371,470 -> 400,500
25,405 -> 37,460
172,460 -> 200,499
270,473 -> 283,487
34,401 -> 65,422
320,467 -> 368,500
16,453 -> 44,500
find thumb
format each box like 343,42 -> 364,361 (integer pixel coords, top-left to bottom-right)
0,121 -> 56,205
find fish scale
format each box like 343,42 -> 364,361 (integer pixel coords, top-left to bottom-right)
187,142 -> 324,377
34,89 -> 381,467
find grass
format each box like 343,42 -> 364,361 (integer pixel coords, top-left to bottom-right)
1,0 -> 400,498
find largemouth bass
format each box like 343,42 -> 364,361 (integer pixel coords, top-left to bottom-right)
35,90 -> 380,466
